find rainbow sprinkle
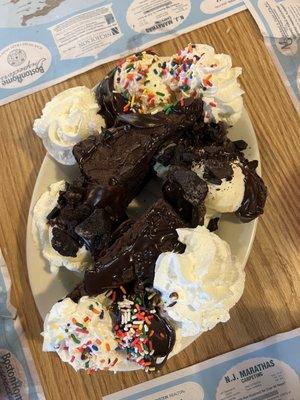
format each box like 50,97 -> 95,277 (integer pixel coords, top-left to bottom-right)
113,295 -> 163,372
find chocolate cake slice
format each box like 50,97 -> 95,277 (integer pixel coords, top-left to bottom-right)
73,125 -> 168,204
84,199 -> 186,295
48,104 -> 201,258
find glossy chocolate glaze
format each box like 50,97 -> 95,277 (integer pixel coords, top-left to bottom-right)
148,314 -> 175,362
236,163 -> 267,222
110,288 -> 176,369
84,199 -> 186,295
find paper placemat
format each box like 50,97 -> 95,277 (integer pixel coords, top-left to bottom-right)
0,250 -> 45,400
104,328 -> 300,400
244,0 -> 300,114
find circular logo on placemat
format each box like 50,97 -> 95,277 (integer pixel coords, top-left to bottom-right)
0,41 -> 51,89
7,49 -> 27,67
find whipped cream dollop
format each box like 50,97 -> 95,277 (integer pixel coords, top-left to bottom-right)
193,162 -> 245,213
114,44 -> 243,124
153,226 -> 245,337
33,86 -> 105,165
32,180 -> 92,274
42,296 -> 124,372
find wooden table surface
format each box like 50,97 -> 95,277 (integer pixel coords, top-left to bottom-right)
0,9 -> 299,400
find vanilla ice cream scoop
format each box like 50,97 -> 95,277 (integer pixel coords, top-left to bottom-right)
193,162 -> 245,213
153,226 -> 245,337
33,86 -> 105,165
32,181 -> 92,274
42,295 -> 124,372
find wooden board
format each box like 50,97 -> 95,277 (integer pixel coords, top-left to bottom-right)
0,10 -> 299,400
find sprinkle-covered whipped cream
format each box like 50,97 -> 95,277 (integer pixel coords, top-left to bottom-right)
193,162 -> 245,213
163,44 -> 244,125
114,44 -> 244,124
42,296 -> 123,372
33,86 -> 105,165
153,226 -> 245,337
32,181 -> 91,274
114,52 -> 172,114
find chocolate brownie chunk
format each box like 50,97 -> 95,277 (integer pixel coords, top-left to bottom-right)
75,209 -> 112,256
84,199 -> 186,295
162,166 -> 208,227
73,125 -> 172,204
203,159 -> 233,184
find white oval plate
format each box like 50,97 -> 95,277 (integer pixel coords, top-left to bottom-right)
26,109 -> 260,370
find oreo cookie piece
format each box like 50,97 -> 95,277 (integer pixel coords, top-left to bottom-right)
51,227 -> 80,258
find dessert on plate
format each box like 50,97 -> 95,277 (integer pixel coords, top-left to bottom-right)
31,44 -> 267,373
